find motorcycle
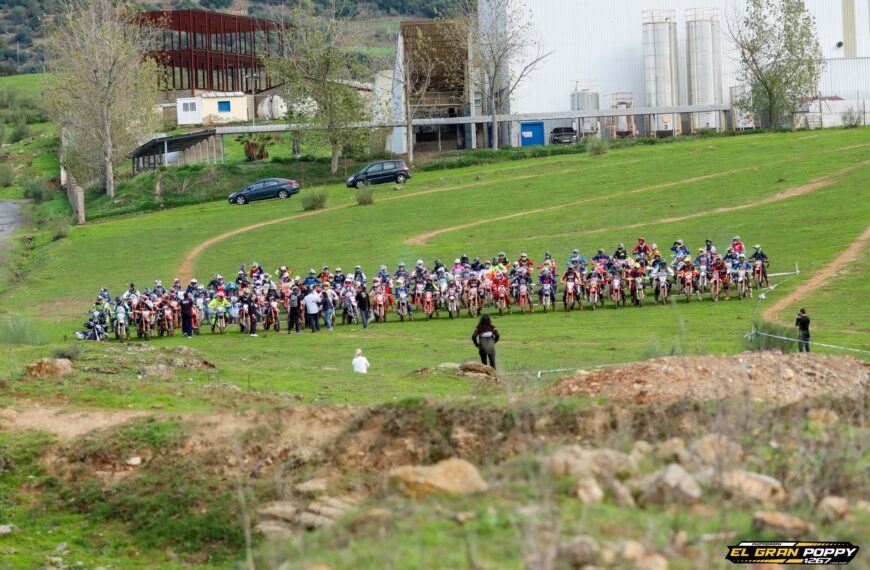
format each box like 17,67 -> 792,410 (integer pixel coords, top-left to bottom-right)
483,279 -> 494,307
170,298 -> 181,329
157,304 -> 175,337
445,287 -> 460,319
264,300 -> 281,331
496,285 -> 509,315
517,284 -> 531,314
681,271 -> 694,303
656,273 -> 670,305
467,286 -> 480,317
422,291 -> 436,320
631,276 -> 645,307
710,270 -> 722,302
396,291 -> 411,321
587,277 -> 600,311
413,282 -> 426,310
212,305 -> 227,334
611,276 -> 626,308
239,304 -> 250,333
138,307 -> 153,340
373,291 -> 388,323
753,261 -> 766,290
343,295 -> 359,325
735,268 -> 751,300
541,283 -> 552,313
698,264 -> 709,292
114,309 -> 129,341
564,281 -> 576,311
75,311 -> 107,342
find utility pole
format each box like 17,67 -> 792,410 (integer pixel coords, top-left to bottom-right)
245,72 -> 260,126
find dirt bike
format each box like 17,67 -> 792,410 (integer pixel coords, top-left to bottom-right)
467,286 -> 480,317
587,279 -> 600,311
753,261 -> 766,290
483,279 -> 494,307
496,285 -> 509,315
541,283 -> 553,313
157,305 -> 175,337
517,284 -> 531,315
343,296 -> 359,325
610,276 -> 626,308
445,287 -> 460,319
239,304 -> 251,333
630,276 -> 645,307
697,264 -> 709,293
710,271 -> 722,302
735,268 -> 750,300
422,291 -> 436,320
373,292 -> 387,323
114,311 -> 129,341
170,299 -> 181,329
264,300 -> 280,331
413,282 -> 426,310
396,291 -> 411,321
212,305 -> 227,334
138,308 -> 153,340
656,273 -> 670,304
564,282 -> 576,311
680,272 -> 694,303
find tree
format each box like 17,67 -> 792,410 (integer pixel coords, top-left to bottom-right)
392,23 -> 439,164
728,0 -> 825,129
45,0 -> 162,199
235,133 -> 275,162
266,2 -> 368,174
446,0 -> 550,149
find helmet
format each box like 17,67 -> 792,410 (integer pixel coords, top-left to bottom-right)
617,243 -> 624,249
155,279 -> 162,286
754,244 -> 762,250
323,283 -> 330,289
252,262 -> 259,268
705,239 -> 713,244
454,258 -> 460,264
726,248 -> 733,254
513,261 -> 519,267
684,256 -> 692,262
698,248 -> 704,253
732,235 -> 740,241
335,267 -> 342,273
264,273 -> 271,279
597,248 -> 604,253
638,236 -> 645,241
484,260 -> 491,266
448,275 -> 455,282
380,264 -> 387,271
520,252 -> 527,259
217,292 -> 225,299
345,278 -> 353,284
634,263 -> 641,269
545,250 -> 552,258
129,282 -> 136,288
572,249 -> 579,255
309,269 -> 316,275
191,278 -> 198,284
216,274 -> 223,280
739,253 -> 746,259
238,270 -> 245,276
416,259 -> 423,267
540,268 -> 547,275
435,259 -> 441,265
676,239 -> 684,246
498,251 -> 506,258
115,296 -> 122,303
473,257 -> 480,263
355,265 -> 362,271
322,265 -> 329,270
397,278 -> 404,285
517,267 -> 526,275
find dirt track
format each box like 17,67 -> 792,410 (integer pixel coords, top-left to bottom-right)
0,200 -> 23,250
763,224 -> 870,322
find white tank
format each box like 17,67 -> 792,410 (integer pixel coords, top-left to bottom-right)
642,10 -> 680,133
686,8 -> 723,131
571,90 -> 600,133
257,95 -> 288,121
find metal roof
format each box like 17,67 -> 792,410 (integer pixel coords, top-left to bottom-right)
130,129 -> 216,158
199,91 -> 247,98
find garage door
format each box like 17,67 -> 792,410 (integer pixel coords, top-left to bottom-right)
520,122 -> 545,147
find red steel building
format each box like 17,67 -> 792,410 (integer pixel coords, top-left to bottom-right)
139,9 -> 287,94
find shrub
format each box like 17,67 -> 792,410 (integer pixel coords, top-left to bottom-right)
842,108 -> 862,129
0,316 -> 48,345
587,138 -> 608,156
300,188 -> 328,211
10,122 -> 31,143
49,217 -> 72,241
0,163 -> 13,187
22,178 -> 51,203
54,346 -> 83,361
355,186 -> 374,206
0,123 -> 4,145
744,318 -> 797,352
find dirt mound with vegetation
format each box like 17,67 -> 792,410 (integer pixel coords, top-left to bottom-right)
550,353 -> 868,404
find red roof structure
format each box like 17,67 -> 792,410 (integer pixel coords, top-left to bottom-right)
139,9 -> 288,94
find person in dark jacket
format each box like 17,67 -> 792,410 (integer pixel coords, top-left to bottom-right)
355,286 -> 371,329
795,308 -> 811,352
240,290 -> 258,337
471,314 -> 500,368
180,292 -> 195,337
287,286 -> 302,334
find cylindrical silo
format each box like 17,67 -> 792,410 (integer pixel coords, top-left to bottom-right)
686,8 -> 723,131
642,10 -> 680,134
571,90 -> 600,134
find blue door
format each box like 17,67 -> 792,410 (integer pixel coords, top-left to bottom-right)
520,122 -> 545,147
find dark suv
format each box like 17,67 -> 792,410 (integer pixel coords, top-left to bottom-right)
550,127 -> 578,145
346,160 -> 411,189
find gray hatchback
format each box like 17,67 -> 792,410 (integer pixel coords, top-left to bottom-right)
228,178 -> 300,205
346,160 -> 411,189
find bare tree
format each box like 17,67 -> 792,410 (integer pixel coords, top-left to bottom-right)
46,0 -> 162,199
728,0 -> 825,129
447,0 -> 551,149
266,2 -> 368,174
392,23 -> 438,164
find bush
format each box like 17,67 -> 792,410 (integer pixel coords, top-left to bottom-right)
10,122 -> 31,143
355,186 -> 375,206
22,178 -> 51,203
0,316 -> 48,345
300,188 -> 328,211
0,163 -> 13,187
54,346 -> 83,361
49,217 -> 72,241
744,318 -> 797,353
587,138 -> 608,156
842,108 -> 862,129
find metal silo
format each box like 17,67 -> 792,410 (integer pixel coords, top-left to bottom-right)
571,89 -> 600,134
642,10 -> 681,135
686,8 -> 723,131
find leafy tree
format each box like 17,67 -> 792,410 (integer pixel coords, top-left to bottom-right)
199,0 -> 232,10
728,0 -> 825,128
234,133 -> 275,162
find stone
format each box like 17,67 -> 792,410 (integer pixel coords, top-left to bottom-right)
574,477 -> 604,504
545,445 -> 593,478
631,440 -> 653,460
632,463 -> 702,505
721,470 -> 786,504
654,437 -> 693,465
142,364 -> 175,380
125,456 -> 142,466
807,408 -> 839,425
610,480 -> 636,508
437,362 -> 461,370
817,496 -> 850,523
350,508 -> 391,529
298,512 -> 335,529
296,478 -> 329,494
634,554 -> 669,570
450,511 -> 477,524
751,511 -> 815,536
672,530 -> 688,548
618,540 -> 647,562
305,566 -> 331,570
588,448 -> 638,479
24,358 -> 73,378
389,458 -> 488,498
557,534 -> 600,568
0,524 -> 12,536
855,500 -> 870,513
55,541 -> 68,553
545,446 -> 637,480
255,501 -> 298,523
690,434 -> 743,467
459,361 -> 496,377
254,520 -> 293,540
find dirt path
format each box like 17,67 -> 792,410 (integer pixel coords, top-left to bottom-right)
0,407 -> 148,439
0,200 -> 23,250
763,224 -> 870,322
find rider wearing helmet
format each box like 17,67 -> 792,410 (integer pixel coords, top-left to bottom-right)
517,252 -> 534,271
333,267 -> 347,287
414,259 -> 427,280
731,235 -> 745,255
302,269 -> 320,291
208,292 -> 230,331
249,262 -> 264,280
748,245 -> 770,285
723,248 -> 739,265
632,237 -> 652,257
393,262 -> 409,282
538,267 -> 557,306
452,258 -> 465,274
704,239 -> 716,253
497,251 -> 509,267
670,239 -> 690,258
394,278 -> 413,315
560,262 -> 581,304
732,253 -> 752,271
592,248 -> 610,263
318,265 -> 331,283
613,243 -> 629,260
352,265 -> 367,287
511,267 -> 533,309
470,257 -> 483,271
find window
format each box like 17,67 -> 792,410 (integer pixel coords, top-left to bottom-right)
182,101 -> 197,113
367,163 -> 383,174
217,100 -> 231,113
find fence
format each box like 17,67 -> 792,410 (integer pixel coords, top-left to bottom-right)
797,95 -> 870,129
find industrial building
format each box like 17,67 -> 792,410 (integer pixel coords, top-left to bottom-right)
388,0 -> 870,152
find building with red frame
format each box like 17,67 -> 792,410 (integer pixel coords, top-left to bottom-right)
139,9 -> 287,95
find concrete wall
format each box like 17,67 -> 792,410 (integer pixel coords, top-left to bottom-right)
201,95 -> 249,125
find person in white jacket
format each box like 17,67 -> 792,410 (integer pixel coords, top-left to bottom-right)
352,348 -> 370,374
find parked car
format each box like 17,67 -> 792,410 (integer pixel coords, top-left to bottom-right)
550,127 -> 578,145
346,160 -> 411,189
228,178 -> 300,205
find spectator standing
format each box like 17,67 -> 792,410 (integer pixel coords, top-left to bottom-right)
287,286 -> 302,334
180,292 -> 194,337
352,348 -> 370,374
355,286 -> 371,329
795,308 -> 811,352
303,287 -> 322,333
321,285 -> 335,331
471,314 -> 500,368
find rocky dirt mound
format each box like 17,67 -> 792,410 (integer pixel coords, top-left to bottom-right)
550,353 -> 868,404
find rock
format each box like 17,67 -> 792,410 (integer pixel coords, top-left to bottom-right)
350,508 -> 392,530
690,434 -> 743,467
610,480 -> 636,508
588,448 -> 638,479
817,496 -> 850,523
672,530 -> 688,548
557,534 -> 600,568
437,362 -> 461,370
631,463 -> 702,505
546,445 -> 592,478
721,470 -> 786,504
296,478 -> 329,494
305,566 -> 332,570
24,358 -> 73,378
298,512 -> 335,529
807,408 -> 839,425
450,511 -> 477,524
125,456 -> 142,466
55,541 -> 68,553
255,501 -> 298,523
450,425 -> 479,456
298,496 -> 359,529
654,437 -> 693,465
855,500 -> 870,513
0,524 -> 12,536
254,520 -> 293,540
618,540 -> 647,562
751,511 -> 815,536
459,361 -> 496,377
635,554 -> 669,570
142,364 -> 175,380
631,440 -> 653,461
545,446 -> 637,480
389,458 -> 488,498
574,476 -> 604,504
